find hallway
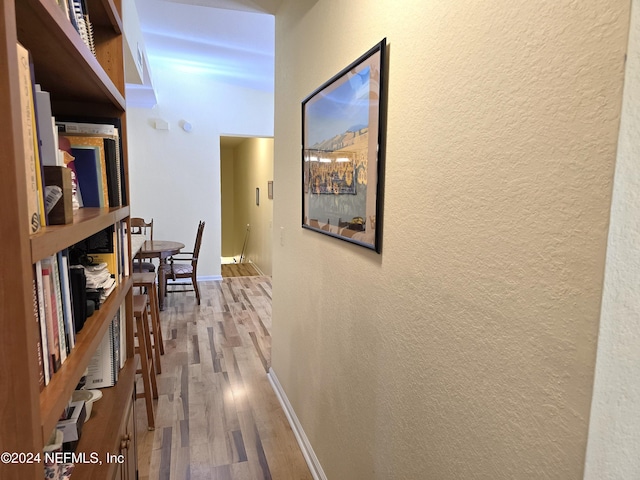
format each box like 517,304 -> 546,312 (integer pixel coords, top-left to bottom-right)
136,278 -> 312,480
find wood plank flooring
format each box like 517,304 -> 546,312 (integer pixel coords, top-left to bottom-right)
136,277 -> 312,480
221,263 -> 260,278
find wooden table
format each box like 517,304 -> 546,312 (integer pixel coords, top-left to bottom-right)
136,240 -> 185,310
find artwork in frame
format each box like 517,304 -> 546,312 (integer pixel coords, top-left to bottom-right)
302,39 -> 386,253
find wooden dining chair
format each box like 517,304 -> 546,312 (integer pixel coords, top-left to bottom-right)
131,217 -> 155,272
131,217 -> 153,238
161,221 -> 205,305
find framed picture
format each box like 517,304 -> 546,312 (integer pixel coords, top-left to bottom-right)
302,39 -> 386,253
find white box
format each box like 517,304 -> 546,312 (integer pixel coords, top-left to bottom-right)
56,401 -> 86,444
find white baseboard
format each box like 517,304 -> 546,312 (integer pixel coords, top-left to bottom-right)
197,275 -> 223,281
268,368 -> 327,480
249,261 -> 265,276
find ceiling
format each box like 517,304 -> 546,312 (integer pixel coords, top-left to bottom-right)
132,0 -> 277,93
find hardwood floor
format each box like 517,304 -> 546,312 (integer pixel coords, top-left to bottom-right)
221,263 -> 261,278
136,277 -> 312,480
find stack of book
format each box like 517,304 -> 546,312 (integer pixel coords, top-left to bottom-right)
58,122 -> 124,210
83,263 -> 115,307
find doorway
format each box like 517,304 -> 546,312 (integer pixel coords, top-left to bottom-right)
220,136 -> 274,276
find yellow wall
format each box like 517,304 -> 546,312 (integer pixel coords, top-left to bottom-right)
271,1 -> 630,478
220,146 -> 236,258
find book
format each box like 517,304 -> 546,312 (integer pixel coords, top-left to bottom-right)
34,86 -> 58,167
71,146 -> 103,207
83,225 -> 115,253
27,51 -> 47,227
50,255 -> 68,363
63,135 -> 109,207
84,13 -> 96,56
103,138 -> 120,207
34,261 -> 51,384
41,265 -> 61,373
58,250 -> 76,351
57,131 -> 120,207
32,270 -> 45,391
70,0 -> 90,51
119,304 -> 126,369
69,266 -> 87,333
117,221 -> 128,281
16,43 -> 42,234
43,166 -> 73,225
84,317 -> 117,389
57,121 -> 115,136
65,0 -> 79,33
111,311 -> 120,383
111,127 -> 124,206
56,117 -> 126,205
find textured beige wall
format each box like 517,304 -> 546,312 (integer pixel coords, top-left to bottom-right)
232,138 -> 274,274
271,1 -> 630,479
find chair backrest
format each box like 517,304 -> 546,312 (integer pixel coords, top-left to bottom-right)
131,217 -> 153,240
191,221 -> 205,269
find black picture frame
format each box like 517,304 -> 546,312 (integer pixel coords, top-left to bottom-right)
302,39 -> 386,253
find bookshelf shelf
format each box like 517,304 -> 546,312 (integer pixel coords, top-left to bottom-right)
31,206 -> 130,262
0,0 -> 136,478
39,276 -> 132,440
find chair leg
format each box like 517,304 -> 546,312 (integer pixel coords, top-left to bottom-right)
147,282 -> 164,371
135,314 -> 155,430
164,273 -> 168,298
151,281 -> 164,354
193,273 -> 200,305
142,307 -> 159,399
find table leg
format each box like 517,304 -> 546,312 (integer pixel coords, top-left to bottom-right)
158,262 -> 166,311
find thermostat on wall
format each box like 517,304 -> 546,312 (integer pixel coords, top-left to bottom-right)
154,119 -> 169,130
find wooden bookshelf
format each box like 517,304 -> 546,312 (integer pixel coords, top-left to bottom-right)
0,0 -> 135,479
